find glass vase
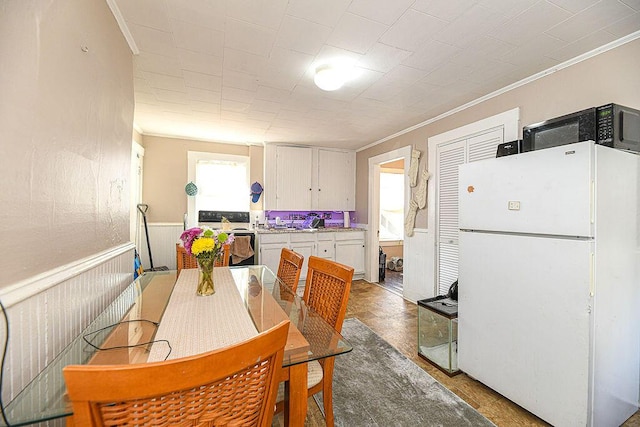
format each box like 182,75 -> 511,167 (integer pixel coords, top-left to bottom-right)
196,255 -> 215,296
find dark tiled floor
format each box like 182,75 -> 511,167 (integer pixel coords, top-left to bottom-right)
273,280 -> 640,426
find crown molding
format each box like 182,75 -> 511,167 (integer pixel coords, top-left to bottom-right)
357,30 -> 640,153
105,0 -> 139,55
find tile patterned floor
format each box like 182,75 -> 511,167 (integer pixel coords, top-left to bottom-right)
274,280 -> 640,426
377,269 -> 403,296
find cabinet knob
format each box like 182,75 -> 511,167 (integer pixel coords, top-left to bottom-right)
318,188 -> 321,191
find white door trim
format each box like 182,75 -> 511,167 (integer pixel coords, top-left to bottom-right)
427,108 -> 520,294
131,141 -> 145,247
367,146 -> 412,283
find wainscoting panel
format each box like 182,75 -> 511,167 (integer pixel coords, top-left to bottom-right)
138,223 -> 183,271
402,228 -> 434,303
0,246 -> 134,420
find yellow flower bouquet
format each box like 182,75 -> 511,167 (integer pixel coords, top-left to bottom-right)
180,227 -> 234,296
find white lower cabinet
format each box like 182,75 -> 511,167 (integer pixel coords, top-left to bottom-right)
335,231 -> 366,274
289,234 -> 315,281
316,240 -> 335,260
257,233 -> 288,274
259,244 -> 285,275
257,230 -> 365,288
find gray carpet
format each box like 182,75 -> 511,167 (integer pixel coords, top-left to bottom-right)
314,318 -> 495,427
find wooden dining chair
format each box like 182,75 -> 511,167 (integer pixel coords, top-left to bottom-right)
276,248 -> 304,292
276,256 -> 354,427
63,320 -> 290,427
176,243 -> 230,276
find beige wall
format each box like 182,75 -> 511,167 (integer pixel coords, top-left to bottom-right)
381,243 -> 403,259
356,38 -> 640,228
0,0 -> 134,288
141,135 -> 264,222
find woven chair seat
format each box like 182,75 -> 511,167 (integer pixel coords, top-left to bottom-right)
276,360 -> 323,402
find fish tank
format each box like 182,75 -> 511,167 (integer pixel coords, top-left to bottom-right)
418,296 -> 460,376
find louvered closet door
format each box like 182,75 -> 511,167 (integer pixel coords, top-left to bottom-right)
467,129 -> 503,162
437,140 -> 465,295
436,128 -> 503,295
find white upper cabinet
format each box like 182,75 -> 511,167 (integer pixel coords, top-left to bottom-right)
274,145 -> 313,210
317,148 -> 355,210
265,145 -> 355,211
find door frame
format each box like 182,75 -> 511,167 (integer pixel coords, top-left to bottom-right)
130,141 -> 145,246
427,108 -> 520,295
367,146 -> 412,284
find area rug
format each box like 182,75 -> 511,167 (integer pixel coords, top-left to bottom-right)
314,318 -> 495,427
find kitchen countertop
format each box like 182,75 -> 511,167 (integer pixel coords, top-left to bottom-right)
256,227 -> 364,234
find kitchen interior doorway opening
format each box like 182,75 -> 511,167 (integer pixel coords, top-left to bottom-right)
378,159 -> 405,296
367,146 -> 412,298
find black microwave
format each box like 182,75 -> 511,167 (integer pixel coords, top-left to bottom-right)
522,103 -> 640,153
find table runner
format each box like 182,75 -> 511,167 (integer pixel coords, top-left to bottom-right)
148,268 -> 258,362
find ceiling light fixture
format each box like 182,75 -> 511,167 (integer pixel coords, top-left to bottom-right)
314,64 -> 347,91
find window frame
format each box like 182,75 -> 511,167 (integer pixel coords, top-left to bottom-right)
378,167 -> 405,242
187,151 -> 250,227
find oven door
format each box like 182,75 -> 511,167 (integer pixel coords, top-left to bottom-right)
229,232 -> 256,266
522,107 -> 596,152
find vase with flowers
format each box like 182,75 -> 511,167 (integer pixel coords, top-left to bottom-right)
179,227 -> 234,296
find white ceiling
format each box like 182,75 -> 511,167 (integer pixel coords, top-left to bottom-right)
112,0 -> 640,150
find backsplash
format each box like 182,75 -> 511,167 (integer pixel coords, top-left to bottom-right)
264,211 -> 355,228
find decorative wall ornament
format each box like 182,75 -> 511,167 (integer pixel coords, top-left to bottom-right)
404,199 -> 419,237
408,149 -> 421,187
415,168 -> 430,209
405,163 -> 431,237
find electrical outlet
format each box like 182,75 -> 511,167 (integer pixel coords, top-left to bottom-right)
508,201 -> 520,210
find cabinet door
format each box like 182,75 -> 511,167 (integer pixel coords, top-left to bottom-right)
259,244 -> 286,275
335,240 -> 365,274
289,241 -> 315,281
317,240 -> 335,260
276,146 -> 313,210
317,149 -> 355,210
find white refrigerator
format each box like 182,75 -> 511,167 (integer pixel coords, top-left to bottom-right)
457,141 -> 640,427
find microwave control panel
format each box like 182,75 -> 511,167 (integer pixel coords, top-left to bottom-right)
596,104 -> 614,145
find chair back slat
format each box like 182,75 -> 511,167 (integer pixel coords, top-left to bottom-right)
303,256 -> 354,332
177,243 -> 230,277
277,248 -> 304,292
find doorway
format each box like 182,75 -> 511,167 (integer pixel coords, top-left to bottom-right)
367,146 -> 412,296
378,159 -> 405,295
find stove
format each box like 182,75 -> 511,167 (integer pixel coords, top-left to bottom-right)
198,210 -> 251,229
198,210 -> 255,266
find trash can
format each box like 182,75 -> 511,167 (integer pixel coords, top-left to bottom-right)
378,247 -> 386,281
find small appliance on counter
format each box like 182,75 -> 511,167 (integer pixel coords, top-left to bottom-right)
301,213 -> 324,229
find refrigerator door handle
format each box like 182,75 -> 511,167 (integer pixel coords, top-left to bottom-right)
589,252 -> 595,297
590,180 -> 595,224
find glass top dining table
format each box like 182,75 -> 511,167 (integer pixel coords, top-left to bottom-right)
4,266 -> 352,426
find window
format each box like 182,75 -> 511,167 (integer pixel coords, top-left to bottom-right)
187,152 -> 250,225
379,169 -> 404,241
